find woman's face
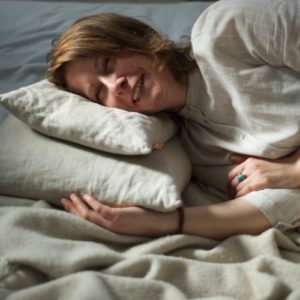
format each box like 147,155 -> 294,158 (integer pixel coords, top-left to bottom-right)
64,54 -> 187,114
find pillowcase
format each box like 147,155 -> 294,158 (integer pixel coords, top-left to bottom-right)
0,79 -> 178,155
0,115 -> 191,211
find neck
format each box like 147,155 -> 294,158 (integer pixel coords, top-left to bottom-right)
170,75 -> 188,113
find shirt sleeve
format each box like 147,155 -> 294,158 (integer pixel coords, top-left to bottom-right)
192,0 -> 300,73
240,189 -> 300,231
189,0 -> 300,232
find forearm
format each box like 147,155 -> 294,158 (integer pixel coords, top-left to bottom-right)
290,148 -> 300,186
180,200 -> 271,240
62,193 -> 272,239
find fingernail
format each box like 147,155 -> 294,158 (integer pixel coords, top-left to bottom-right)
83,194 -> 90,200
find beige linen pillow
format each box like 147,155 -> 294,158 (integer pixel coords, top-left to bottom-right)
0,116 -> 191,211
0,80 -> 178,155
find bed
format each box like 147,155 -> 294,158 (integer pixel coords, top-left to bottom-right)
1,0 -> 300,299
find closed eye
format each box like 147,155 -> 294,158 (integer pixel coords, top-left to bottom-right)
102,57 -> 109,74
93,56 -> 113,103
95,85 -> 103,103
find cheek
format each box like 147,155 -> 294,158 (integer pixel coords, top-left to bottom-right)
104,94 -> 129,110
150,75 -> 165,99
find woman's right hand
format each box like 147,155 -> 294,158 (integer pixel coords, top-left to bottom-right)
61,193 -> 178,237
228,149 -> 300,197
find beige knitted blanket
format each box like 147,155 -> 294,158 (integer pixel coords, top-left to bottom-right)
0,195 -> 300,300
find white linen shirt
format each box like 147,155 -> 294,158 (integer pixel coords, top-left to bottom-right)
178,0 -> 300,231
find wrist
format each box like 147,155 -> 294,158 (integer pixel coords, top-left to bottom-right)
175,207 -> 185,234
293,157 -> 300,187
156,209 -> 179,235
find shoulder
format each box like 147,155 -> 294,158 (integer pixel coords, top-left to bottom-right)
191,0 -> 284,40
190,0 -> 296,65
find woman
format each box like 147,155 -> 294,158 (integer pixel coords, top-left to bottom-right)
47,0 -> 300,239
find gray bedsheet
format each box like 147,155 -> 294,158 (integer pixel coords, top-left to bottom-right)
0,1 -> 213,93
0,0 -> 213,123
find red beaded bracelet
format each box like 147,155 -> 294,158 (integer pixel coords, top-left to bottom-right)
175,207 -> 184,234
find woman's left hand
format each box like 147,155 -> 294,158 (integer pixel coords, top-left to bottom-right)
61,193 -> 177,236
228,153 -> 300,198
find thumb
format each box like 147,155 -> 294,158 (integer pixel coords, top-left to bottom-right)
230,154 -> 248,164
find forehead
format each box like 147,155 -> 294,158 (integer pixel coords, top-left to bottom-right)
65,57 -> 96,76
65,56 -> 97,79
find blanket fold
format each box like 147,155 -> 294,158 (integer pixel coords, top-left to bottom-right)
1,196 -> 300,299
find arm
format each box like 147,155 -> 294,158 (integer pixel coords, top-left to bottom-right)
61,193 -> 271,240
183,199 -> 271,240
228,149 -> 300,197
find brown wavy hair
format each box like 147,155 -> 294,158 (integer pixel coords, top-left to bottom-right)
46,13 -> 197,90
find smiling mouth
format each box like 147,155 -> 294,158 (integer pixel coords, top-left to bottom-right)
133,74 -> 144,103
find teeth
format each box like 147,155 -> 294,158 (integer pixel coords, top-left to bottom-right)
133,75 -> 144,102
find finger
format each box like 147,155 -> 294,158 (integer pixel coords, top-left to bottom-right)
81,194 -> 115,228
234,179 -> 249,196
62,196 -> 111,228
228,164 -> 245,182
230,172 -> 251,198
236,183 -> 256,197
235,175 -> 264,197
69,193 -> 91,215
236,188 -> 250,197
236,178 -> 268,197
82,194 -> 104,212
61,197 -> 80,216
229,170 -> 247,189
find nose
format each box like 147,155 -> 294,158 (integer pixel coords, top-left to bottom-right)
99,75 -> 127,95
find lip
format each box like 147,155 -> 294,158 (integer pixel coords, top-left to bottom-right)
132,74 -> 144,104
